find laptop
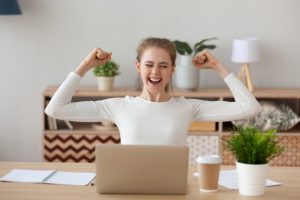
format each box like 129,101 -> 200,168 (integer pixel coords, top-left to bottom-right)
95,144 -> 189,194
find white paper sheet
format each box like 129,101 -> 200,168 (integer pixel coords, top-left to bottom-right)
0,169 -> 95,186
44,171 -> 95,186
0,169 -> 56,183
193,169 -> 282,189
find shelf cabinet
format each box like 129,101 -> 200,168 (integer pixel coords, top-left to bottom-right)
43,86 -> 300,166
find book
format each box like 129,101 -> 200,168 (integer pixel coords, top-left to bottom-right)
47,115 -> 54,130
63,120 -> 74,130
0,169 -> 95,186
45,99 -> 55,130
189,121 -> 216,132
52,118 -> 57,130
47,116 -> 58,130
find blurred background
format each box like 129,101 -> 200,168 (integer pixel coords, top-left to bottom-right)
0,0 -> 299,161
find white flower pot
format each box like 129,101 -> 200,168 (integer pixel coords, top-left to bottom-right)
236,162 -> 268,196
97,77 -> 114,91
175,55 -> 199,90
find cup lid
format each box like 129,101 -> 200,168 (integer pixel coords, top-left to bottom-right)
196,155 -> 221,164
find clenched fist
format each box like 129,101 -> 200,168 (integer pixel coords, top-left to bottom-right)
192,50 -> 219,70
75,48 -> 112,77
85,48 -> 112,69
192,50 -> 230,79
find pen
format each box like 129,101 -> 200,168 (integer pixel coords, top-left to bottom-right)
90,178 -> 96,186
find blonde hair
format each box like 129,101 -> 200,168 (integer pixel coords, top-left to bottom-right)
136,37 -> 176,92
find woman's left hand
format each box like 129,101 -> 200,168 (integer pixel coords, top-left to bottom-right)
192,50 -> 220,70
192,50 -> 230,79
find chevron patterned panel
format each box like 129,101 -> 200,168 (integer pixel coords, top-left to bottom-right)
44,133 -> 120,162
222,135 -> 300,166
187,135 -> 219,165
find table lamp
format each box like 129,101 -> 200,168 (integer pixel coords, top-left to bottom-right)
231,37 -> 260,92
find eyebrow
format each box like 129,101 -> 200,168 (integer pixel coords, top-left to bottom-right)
144,61 -> 170,65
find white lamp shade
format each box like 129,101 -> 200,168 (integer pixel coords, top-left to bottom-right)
231,37 -> 260,63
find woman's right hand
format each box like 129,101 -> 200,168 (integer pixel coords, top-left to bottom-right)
75,48 -> 112,77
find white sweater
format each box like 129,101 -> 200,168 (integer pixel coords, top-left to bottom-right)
45,72 -> 261,145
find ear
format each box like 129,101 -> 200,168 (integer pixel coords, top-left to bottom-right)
171,64 -> 176,75
135,60 -> 141,72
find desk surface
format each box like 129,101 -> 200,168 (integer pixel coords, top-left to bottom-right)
0,162 -> 299,200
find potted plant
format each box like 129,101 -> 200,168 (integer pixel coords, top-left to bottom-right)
173,38 -> 217,90
93,60 -> 120,91
224,126 -> 284,196
174,37 -> 218,56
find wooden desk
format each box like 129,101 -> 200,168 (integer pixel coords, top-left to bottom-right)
0,162 -> 299,200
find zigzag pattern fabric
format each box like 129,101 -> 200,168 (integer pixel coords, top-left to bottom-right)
44,134 -> 120,162
44,134 -> 299,166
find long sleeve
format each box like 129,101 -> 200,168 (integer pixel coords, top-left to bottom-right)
44,72 -> 122,122
187,73 -> 262,122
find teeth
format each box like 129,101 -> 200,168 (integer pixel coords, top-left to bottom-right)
149,78 -> 161,81
148,78 -> 161,84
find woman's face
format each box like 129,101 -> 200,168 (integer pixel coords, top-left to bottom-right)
136,47 -> 175,93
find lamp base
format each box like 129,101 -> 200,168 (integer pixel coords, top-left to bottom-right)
237,63 -> 254,92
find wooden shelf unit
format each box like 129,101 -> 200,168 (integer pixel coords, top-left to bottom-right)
43,86 -> 300,166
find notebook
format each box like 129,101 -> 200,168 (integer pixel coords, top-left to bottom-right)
96,144 -> 189,194
0,169 -> 95,186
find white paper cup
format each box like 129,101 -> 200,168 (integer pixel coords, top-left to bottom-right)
196,155 -> 221,192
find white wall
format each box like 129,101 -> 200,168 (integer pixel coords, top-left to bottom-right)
0,0 -> 299,161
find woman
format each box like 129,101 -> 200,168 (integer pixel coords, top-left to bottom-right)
45,37 -> 261,145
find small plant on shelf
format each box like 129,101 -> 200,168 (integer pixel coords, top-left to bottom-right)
93,60 -> 120,91
93,60 -> 120,77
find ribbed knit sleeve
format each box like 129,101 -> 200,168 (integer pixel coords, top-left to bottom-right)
45,72 -> 122,122
187,73 -> 262,121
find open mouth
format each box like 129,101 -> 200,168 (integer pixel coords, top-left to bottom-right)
148,77 -> 162,84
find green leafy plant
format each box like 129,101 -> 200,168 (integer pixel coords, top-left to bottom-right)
173,37 -> 218,56
93,61 -> 120,77
225,126 -> 284,164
